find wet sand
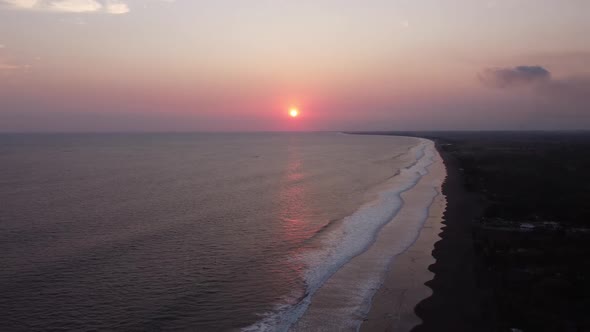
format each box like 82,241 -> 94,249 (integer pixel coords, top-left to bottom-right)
291,139 -> 446,331
411,144 -> 489,332
358,137 -> 488,332
360,175 -> 446,332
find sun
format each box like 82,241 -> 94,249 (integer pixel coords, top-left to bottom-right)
289,108 -> 299,118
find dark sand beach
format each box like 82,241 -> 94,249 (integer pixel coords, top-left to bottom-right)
356,131 -> 590,332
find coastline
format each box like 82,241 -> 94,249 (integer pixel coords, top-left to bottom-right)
247,137 -> 438,332
360,139 -> 488,332
412,142 -> 489,331
359,172 -> 445,332
290,138 -> 446,331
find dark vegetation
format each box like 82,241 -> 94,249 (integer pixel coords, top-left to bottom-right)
353,131 -> 590,332
440,132 -> 590,224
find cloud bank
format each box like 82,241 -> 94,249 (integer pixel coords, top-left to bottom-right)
2,0 -> 129,14
480,65 -> 590,116
479,65 -> 551,88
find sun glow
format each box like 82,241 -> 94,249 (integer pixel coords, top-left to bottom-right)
289,108 -> 299,118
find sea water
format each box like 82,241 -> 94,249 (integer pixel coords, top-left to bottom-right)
0,132 -> 438,331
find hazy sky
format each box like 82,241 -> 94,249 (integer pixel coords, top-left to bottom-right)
1,0 -> 589,131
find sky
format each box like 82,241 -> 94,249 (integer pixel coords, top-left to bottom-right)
0,0 -> 589,132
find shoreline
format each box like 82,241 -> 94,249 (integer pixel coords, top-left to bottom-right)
359,139 -> 489,332
412,142 -> 489,331
359,177 -> 445,332
359,140 -> 449,332
290,139 -> 446,331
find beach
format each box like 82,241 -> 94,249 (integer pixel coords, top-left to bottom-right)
361,141 -> 485,332
289,138 -> 446,331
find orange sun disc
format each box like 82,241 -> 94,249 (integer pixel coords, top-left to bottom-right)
289,108 -> 299,117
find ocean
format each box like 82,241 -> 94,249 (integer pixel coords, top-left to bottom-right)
0,132 -> 444,331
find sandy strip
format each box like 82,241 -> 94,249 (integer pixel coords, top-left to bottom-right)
290,140 -> 446,331
360,172 -> 446,331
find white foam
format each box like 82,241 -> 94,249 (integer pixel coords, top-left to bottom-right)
243,139 -> 439,332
